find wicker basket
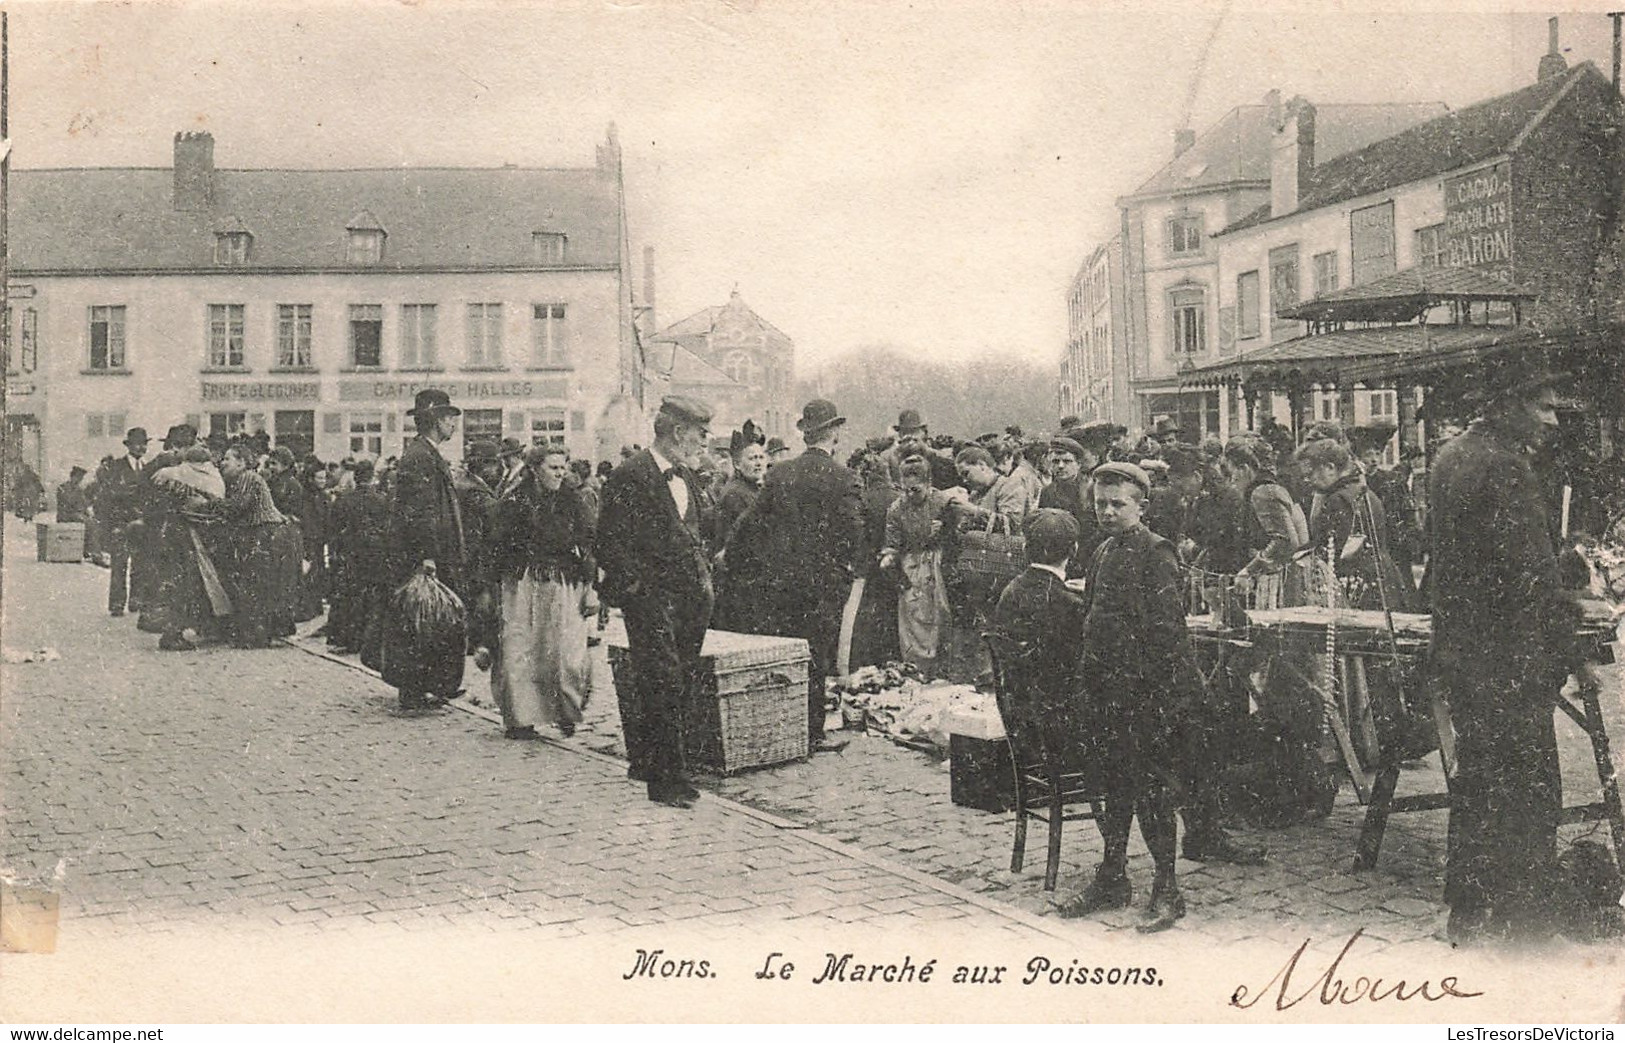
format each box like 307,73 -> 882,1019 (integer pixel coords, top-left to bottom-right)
608,630 -> 811,775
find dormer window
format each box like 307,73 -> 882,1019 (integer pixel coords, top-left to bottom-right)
532,231 -> 567,264
346,210 -> 387,264
213,216 -> 253,265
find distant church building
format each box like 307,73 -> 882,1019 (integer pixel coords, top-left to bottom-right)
649,290 -> 796,442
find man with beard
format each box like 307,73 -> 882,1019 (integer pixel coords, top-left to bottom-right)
1429,360 -> 1588,946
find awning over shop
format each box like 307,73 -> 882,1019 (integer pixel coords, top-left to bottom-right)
1183,324 -> 1513,389
1278,266 -> 1535,324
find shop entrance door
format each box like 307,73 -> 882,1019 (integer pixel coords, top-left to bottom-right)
274,410 -> 315,458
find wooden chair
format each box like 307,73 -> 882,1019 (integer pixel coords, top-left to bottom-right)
984,631 -> 1099,891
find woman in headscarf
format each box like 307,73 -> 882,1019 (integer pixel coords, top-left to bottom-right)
710,420 -> 768,631
147,446 -> 232,651
483,444 -> 596,739
211,445 -> 293,647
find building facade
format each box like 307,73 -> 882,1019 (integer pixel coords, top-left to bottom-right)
1202,56 -> 1622,441
648,291 -> 796,442
1061,235 -> 1130,425
1094,96 -> 1446,439
5,127 -> 645,482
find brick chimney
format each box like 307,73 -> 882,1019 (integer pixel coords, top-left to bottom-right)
173,131 -> 215,212
596,122 -> 622,177
1174,128 -> 1196,157
1270,98 -> 1316,218
1538,16 -> 1567,82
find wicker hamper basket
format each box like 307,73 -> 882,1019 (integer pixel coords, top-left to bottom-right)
608,629 -> 811,775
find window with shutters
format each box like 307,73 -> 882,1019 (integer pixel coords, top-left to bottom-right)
1169,288 -> 1206,355
1350,202 -> 1396,286
1413,224 -> 1446,268
530,304 -> 570,368
1236,271 -> 1261,339
207,304 -> 247,368
88,305 -> 127,371
399,304 -> 438,369
348,305 -> 383,368
466,303 -> 504,368
1312,251 -> 1340,297
276,305 -> 313,370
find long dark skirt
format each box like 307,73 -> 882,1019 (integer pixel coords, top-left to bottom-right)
223,522 -> 296,647
140,518 -> 227,638
266,522 -> 305,637
848,570 -> 900,670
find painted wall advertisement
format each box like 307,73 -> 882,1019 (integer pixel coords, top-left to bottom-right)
1444,161 -> 1512,275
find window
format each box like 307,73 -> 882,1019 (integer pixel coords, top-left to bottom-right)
1312,251 -> 1340,297
209,412 -> 247,439
722,350 -> 760,386
88,305 -> 127,370
1351,201 -> 1396,286
532,232 -> 567,264
399,304 -> 438,369
17,308 -> 37,374
1368,389 -> 1397,420
1414,223 -> 1446,268
1169,288 -> 1205,355
1268,244 -> 1300,328
346,229 -> 385,264
274,410 -> 315,458
348,413 -> 383,457
276,305 -> 313,369
214,232 -> 252,265
530,408 -> 566,447
1317,392 -> 1340,422
465,303 -> 504,367
1167,213 -> 1204,256
207,304 -> 246,368
463,409 -> 503,446
349,305 -> 383,368
86,413 -> 104,438
531,304 -> 569,367
1236,270 -> 1261,339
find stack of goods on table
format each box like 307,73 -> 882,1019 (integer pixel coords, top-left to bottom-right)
831,662 -> 990,755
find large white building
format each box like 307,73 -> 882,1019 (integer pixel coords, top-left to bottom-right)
6,127 -> 647,481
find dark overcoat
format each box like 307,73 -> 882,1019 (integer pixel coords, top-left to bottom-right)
387,436 -> 468,592
991,566 -> 1087,765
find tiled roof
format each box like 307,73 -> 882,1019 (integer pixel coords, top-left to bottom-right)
1185,324 -> 1511,386
1220,64 -> 1607,236
1279,265 -> 1534,322
1128,102 -> 1448,200
11,165 -> 621,271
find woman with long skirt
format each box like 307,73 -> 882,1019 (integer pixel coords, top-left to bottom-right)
484,445 -> 596,740
214,446 -> 291,648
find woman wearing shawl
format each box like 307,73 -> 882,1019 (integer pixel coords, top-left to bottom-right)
147,446 -> 232,651
212,446 -> 293,648
710,420 -> 768,631
879,453 -> 955,671
483,444 -> 596,740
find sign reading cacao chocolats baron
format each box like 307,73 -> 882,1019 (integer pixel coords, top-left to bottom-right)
336,378 -> 568,401
1444,162 -> 1512,275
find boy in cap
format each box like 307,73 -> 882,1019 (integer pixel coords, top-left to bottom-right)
1059,462 -> 1203,932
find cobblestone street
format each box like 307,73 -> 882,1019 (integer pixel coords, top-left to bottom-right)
3,516 -> 1623,1021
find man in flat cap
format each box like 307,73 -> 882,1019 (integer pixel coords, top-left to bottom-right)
1429,359 -> 1588,945
597,395 -> 716,808
99,427 -> 150,616
385,388 -> 468,711
1059,461 -> 1203,932
1038,435 -> 1105,576
727,399 -> 865,753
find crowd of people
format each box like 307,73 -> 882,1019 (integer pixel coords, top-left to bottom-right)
46,355 -> 1618,944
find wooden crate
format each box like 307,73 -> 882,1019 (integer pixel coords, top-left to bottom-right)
608,629 -> 811,775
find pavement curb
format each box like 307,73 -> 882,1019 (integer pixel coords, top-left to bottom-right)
279,631 -> 1084,942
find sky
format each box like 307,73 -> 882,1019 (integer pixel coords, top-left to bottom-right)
10,0 -> 1623,370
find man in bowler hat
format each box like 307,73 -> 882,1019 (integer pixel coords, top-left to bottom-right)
726,399 -> 865,752
597,395 -> 716,808
98,427 -> 150,616
386,388 -> 468,711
